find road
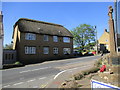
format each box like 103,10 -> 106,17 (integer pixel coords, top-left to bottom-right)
2,55 -> 100,88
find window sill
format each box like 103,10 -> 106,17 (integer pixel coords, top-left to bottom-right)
25,54 -> 36,55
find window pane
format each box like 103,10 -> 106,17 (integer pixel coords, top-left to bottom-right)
53,47 -> 58,54
63,37 -> 70,43
53,36 -> 58,42
44,35 -> 48,41
63,48 -> 71,55
44,47 -> 49,54
25,46 -> 36,54
25,33 -> 36,40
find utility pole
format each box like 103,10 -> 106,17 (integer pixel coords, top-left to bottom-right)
0,11 -> 3,69
94,26 -> 98,54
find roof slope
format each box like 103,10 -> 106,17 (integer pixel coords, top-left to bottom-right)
14,18 -> 73,37
98,29 -> 109,45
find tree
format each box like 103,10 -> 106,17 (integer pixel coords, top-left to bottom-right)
71,24 -> 96,50
4,43 -> 13,50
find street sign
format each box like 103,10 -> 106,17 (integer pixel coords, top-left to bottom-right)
91,79 -> 120,90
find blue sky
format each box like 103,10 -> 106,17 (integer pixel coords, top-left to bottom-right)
2,2 -> 117,45
118,1 -> 120,33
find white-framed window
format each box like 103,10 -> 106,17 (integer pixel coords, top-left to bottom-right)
43,47 -> 49,54
53,47 -> 58,54
63,48 -> 71,55
25,33 -> 36,40
44,35 -> 49,41
53,36 -> 58,42
25,46 -> 36,54
63,37 -> 70,43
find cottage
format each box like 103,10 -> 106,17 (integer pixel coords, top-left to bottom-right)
12,18 -> 73,64
98,29 -> 110,51
98,29 -> 120,52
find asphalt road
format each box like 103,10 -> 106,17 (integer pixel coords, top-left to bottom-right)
2,55 -> 100,88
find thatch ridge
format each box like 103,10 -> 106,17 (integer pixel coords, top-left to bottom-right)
15,18 -> 63,27
13,18 -> 73,38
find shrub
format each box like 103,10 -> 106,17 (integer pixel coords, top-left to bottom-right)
3,61 -> 24,69
14,61 -> 22,65
73,67 -> 99,80
89,67 -> 99,73
74,74 -> 84,80
94,58 -> 102,67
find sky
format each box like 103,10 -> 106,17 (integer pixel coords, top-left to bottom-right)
118,1 -> 120,33
1,2 -> 119,46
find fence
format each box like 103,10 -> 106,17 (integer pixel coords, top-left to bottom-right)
3,50 -> 16,64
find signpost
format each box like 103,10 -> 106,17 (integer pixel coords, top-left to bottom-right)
91,79 -> 120,90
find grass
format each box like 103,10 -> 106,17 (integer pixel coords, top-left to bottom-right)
74,67 -> 99,80
94,58 -> 102,67
77,84 -> 83,87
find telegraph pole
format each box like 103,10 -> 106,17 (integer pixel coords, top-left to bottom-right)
94,26 -> 98,54
0,11 -> 3,69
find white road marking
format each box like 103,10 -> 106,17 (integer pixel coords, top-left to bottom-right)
20,77 -> 24,80
3,85 -> 10,88
19,67 -> 51,73
54,65 -> 92,79
54,70 -> 66,79
65,61 -> 82,65
27,79 -> 36,82
33,86 -> 38,88
19,70 -> 31,73
39,77 -> 46,80
31,68 -> 40,71
13,82 -> 24,86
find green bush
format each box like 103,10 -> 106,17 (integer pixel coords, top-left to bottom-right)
3,62 -> 24,69
74,74 -> 84,80
15,61 -> 22,65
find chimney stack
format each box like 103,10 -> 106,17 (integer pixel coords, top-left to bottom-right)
104,29 -> 107,32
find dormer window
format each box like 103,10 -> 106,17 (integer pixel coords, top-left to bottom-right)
44,35 -> 49,41
63,37 -> 70,43
25,33 -> 36,40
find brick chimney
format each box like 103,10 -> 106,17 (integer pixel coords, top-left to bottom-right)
104,29 -> 107,32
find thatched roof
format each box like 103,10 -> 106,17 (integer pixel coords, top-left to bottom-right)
14,18 -> 73,37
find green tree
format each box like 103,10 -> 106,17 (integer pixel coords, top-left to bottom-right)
4,43 -> 13,50
71,24 -> 96,50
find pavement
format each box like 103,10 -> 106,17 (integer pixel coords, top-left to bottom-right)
46,58 -> 97,88
1,55 -> 100,88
